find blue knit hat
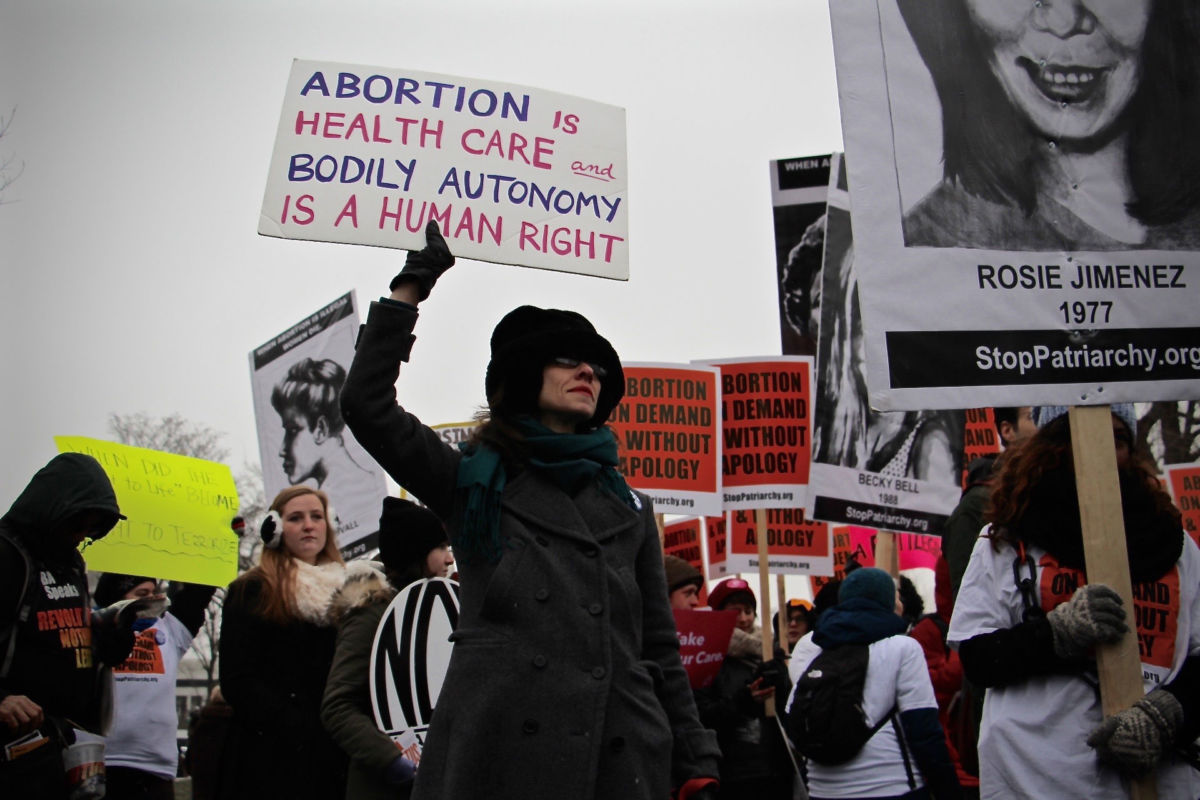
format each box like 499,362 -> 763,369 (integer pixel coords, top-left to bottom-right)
837,567 -> 896,612
1035,404 -> 1137,435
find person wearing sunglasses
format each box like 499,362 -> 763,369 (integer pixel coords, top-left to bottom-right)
339,222 -> 720,800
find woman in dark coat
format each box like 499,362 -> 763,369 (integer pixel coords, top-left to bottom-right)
321,497 -> 451,800
339,221 -> 721,800
217,486 -> 354,800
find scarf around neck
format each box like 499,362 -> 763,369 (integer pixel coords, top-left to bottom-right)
456,417 -> 637,562
813,598 -> 908,649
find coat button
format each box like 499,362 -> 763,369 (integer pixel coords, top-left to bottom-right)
588,603 -> 603,616
532,654 -> 548,669
522,719 -> 539,734
582,546 -> 599,558
610,737 -> 626,753
591,667 -> 606,680
535,588 -> 550,602
536,535 -> 550,547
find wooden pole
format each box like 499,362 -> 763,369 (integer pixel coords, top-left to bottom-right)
1070,405 -> 1156,800
776,572 -> 788,654
755,508 -> 776,717
874,530 -> 898,577
655,513 -> 666,548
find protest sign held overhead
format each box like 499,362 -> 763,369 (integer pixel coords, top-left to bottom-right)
725,508 -> 832,576
55,437 -> 239,586
609,363 -> 721,516
1166,463 -> 1200,547
829,2 -> 1200,410
260,60 -> 629,280
771,154 -> 833,358
249,291 -> 387,559
705,514 -> 728,581
699,356 -> 813,511
806,157 -> 963,535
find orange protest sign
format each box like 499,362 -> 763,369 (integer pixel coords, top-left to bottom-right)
705,514 -> 729,581
725,508 -> 832,575
610,364 -> 722,515
699,356 -> 814,510
1166,463 -> 1200,547
663,517 -> 708,603
961,408 -> 1002,489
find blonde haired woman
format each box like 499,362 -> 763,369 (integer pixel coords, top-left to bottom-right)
217,486 -> 354,799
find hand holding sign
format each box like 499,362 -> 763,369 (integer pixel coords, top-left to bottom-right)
391,220 -> 456,301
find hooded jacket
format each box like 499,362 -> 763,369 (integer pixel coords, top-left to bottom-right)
0,453 -> 128,733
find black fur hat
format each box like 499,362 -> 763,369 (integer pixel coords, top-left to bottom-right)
377,497 -> 448,572
484,305 -> 624,429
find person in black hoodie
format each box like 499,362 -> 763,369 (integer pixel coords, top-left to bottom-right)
0,453 -> 141,799
947,407 -> 1200,798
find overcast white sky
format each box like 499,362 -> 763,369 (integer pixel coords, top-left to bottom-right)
0,0 -> 842,504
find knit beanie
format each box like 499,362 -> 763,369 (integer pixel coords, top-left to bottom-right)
94,572 -> 156,608
377,497 -> 448,573
837,567 -> 896,612
1035,404 -> 1137,435
484,305 -> 624,428
663,555 -> 703,594
708,577 -> 756,611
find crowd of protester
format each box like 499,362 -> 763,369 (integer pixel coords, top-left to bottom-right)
3,224 -> 1195,800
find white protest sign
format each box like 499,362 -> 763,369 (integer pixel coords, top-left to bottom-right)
260,60 -> 629,279
370,578 -> 460,758
249,291 -> 388,559
807,156 -> 963,535
830,1 -> 1200,410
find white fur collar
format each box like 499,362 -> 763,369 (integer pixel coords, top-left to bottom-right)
291,560 -> 348,625
728,625 -> 764,659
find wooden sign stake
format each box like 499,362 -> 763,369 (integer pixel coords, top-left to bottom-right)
755,508 -> 777,717
1070,405 -> 1155,800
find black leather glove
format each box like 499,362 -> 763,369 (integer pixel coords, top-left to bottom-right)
754,658 -> 790,696
390,220 -> 455,299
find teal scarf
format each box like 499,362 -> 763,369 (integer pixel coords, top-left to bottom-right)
456,417 -> 637,562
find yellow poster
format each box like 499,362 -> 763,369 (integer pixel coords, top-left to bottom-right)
55,437 -> 240,586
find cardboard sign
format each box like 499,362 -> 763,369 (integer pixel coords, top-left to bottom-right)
249,291 -> 388,559
260,60 -> 629,280
54,437 -> 239,586
725,508 -> 832,576
370,577 -> 460,758
705,514 -> 729,581
1166,463 -> 1200,547
609,363 -> 722,516
829,2 -> 1200,409
673,608 -> 737,689
699,356 -> 813,510
807,157 -> 962,535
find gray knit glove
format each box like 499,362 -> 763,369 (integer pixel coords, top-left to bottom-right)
390,220 -> 455,299
1087,690 -> 1184,776
1046,584 -> 1127,659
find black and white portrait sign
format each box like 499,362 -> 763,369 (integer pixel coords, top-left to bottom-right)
830,0 -> 1200,410
249,291 -> 387,558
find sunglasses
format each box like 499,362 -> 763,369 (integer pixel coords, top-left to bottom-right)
550,356 -> 608,380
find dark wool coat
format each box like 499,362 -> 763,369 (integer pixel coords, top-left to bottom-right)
341,300 -> 720,800
321,567 -> 408,800
217,572 -> 348,800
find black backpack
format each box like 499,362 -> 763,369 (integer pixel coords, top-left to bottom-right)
787,643 -> 895,765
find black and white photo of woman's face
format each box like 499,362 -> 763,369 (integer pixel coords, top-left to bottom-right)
965,0 -> 1150,142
